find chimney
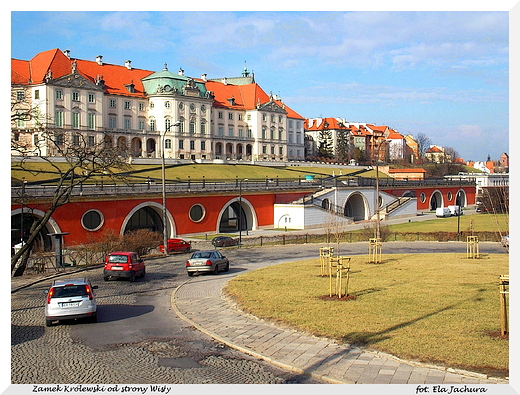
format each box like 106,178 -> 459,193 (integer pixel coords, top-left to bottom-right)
125,60 -> 132,70
96,55 -> 103,65
201,74 -> 207,81
178,68 -> 184,76
222,77 -> 228,85
63,49 -> 70,58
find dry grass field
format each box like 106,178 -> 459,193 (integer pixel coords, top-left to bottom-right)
225,253 -> 509,378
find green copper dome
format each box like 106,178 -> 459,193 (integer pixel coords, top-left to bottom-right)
141,64 -> 208,97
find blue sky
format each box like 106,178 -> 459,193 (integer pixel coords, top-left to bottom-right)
10,7 -> 514,162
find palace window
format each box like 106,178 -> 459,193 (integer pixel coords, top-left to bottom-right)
72,112 -> 80,129
55,110 -> 63,127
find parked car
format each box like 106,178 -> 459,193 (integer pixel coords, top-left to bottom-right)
45,277 -> 98,327
158,238 -> 191,254
104,251 -> 145,282
212,236 -> 238,247
186,250 -> 229,276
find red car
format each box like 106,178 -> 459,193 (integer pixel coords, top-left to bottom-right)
158,238 -> 192,254
104,251 -> 145,282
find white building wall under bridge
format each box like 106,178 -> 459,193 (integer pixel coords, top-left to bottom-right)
273,187 -> 417,230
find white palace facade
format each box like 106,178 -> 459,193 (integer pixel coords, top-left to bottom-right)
11,48 -> 306,163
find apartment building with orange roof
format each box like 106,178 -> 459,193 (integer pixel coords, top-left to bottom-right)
11,48 -> 305,162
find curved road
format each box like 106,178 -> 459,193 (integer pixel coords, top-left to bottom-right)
11,241 -> 506,384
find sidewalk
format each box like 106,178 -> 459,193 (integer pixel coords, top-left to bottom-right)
172,273 -> 508,385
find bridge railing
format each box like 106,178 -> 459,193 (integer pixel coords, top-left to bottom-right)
11,178 -> 323,199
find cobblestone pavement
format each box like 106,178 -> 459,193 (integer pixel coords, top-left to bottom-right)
11,258 -> 324,384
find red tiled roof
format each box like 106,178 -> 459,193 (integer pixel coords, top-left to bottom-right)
386,129 -> 404,139
426,146 -> 443,153
349,124 -> 371,136
388,168 -> 427,173
74,58 -> 153,97
11,48 -> 154,97
304,117 -> 350,131
205,80 -> 303,119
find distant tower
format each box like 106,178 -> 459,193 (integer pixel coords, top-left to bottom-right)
242,61 -> 250,77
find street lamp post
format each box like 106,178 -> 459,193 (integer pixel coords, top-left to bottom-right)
456,190 -> 462,240
374,140 -> 386,240
238,178 -> 248,246
161,121 -> 180,255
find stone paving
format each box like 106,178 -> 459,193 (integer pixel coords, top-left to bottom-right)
173,269 -> 509,385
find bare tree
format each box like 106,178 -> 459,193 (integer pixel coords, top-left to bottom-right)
415,133 -> 432,164
11,130 -> 131,276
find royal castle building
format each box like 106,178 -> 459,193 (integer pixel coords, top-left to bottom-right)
11,48 -> 305,162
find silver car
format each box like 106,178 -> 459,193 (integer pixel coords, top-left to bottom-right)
186,250 -> 229,276
45,277 -> 98,327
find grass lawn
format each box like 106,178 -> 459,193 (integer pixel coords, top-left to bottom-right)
388,213 -> 508,234
11,162 -> 381,184
224,253 -> 509,377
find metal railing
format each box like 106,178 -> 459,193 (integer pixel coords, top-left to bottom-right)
12,177 -> 323,200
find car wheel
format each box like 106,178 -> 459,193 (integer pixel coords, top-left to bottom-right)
103,276 -> 109,281
140,267 -> 146,278
213,264 -> 219,275
224,261 -> 229,272
45,319 -> 53,327
187,271 -> 194,277
129,272 -> 136,282
89,313 -> 97,324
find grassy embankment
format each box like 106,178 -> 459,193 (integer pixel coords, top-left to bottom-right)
225,253 -> 509,377
11,162 -> 383,184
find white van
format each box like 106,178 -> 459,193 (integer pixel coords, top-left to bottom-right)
436,207 -> 451,217
448,205 -> 462,216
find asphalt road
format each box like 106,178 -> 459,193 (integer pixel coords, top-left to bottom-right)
11,241 -> 506,384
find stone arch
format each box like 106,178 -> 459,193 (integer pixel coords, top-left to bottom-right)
225,143 -> 233,158
455,189 -> 467,207
131,137 -> 142,157
343,192 -> 368,221
430,190 -> 444,210
11,208 -> 61,252
215,142 -> 224,158
216,197 -> 257,234
146,138 -> 156,157
121,201 -> 176,238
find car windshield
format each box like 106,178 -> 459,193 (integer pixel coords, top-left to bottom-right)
52,285 -> 89,298
108,255 -> 128,263
192,252 -> 212,259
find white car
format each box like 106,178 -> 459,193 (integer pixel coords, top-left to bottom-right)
45,277 -> 98,327
501,235 -> 509,250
